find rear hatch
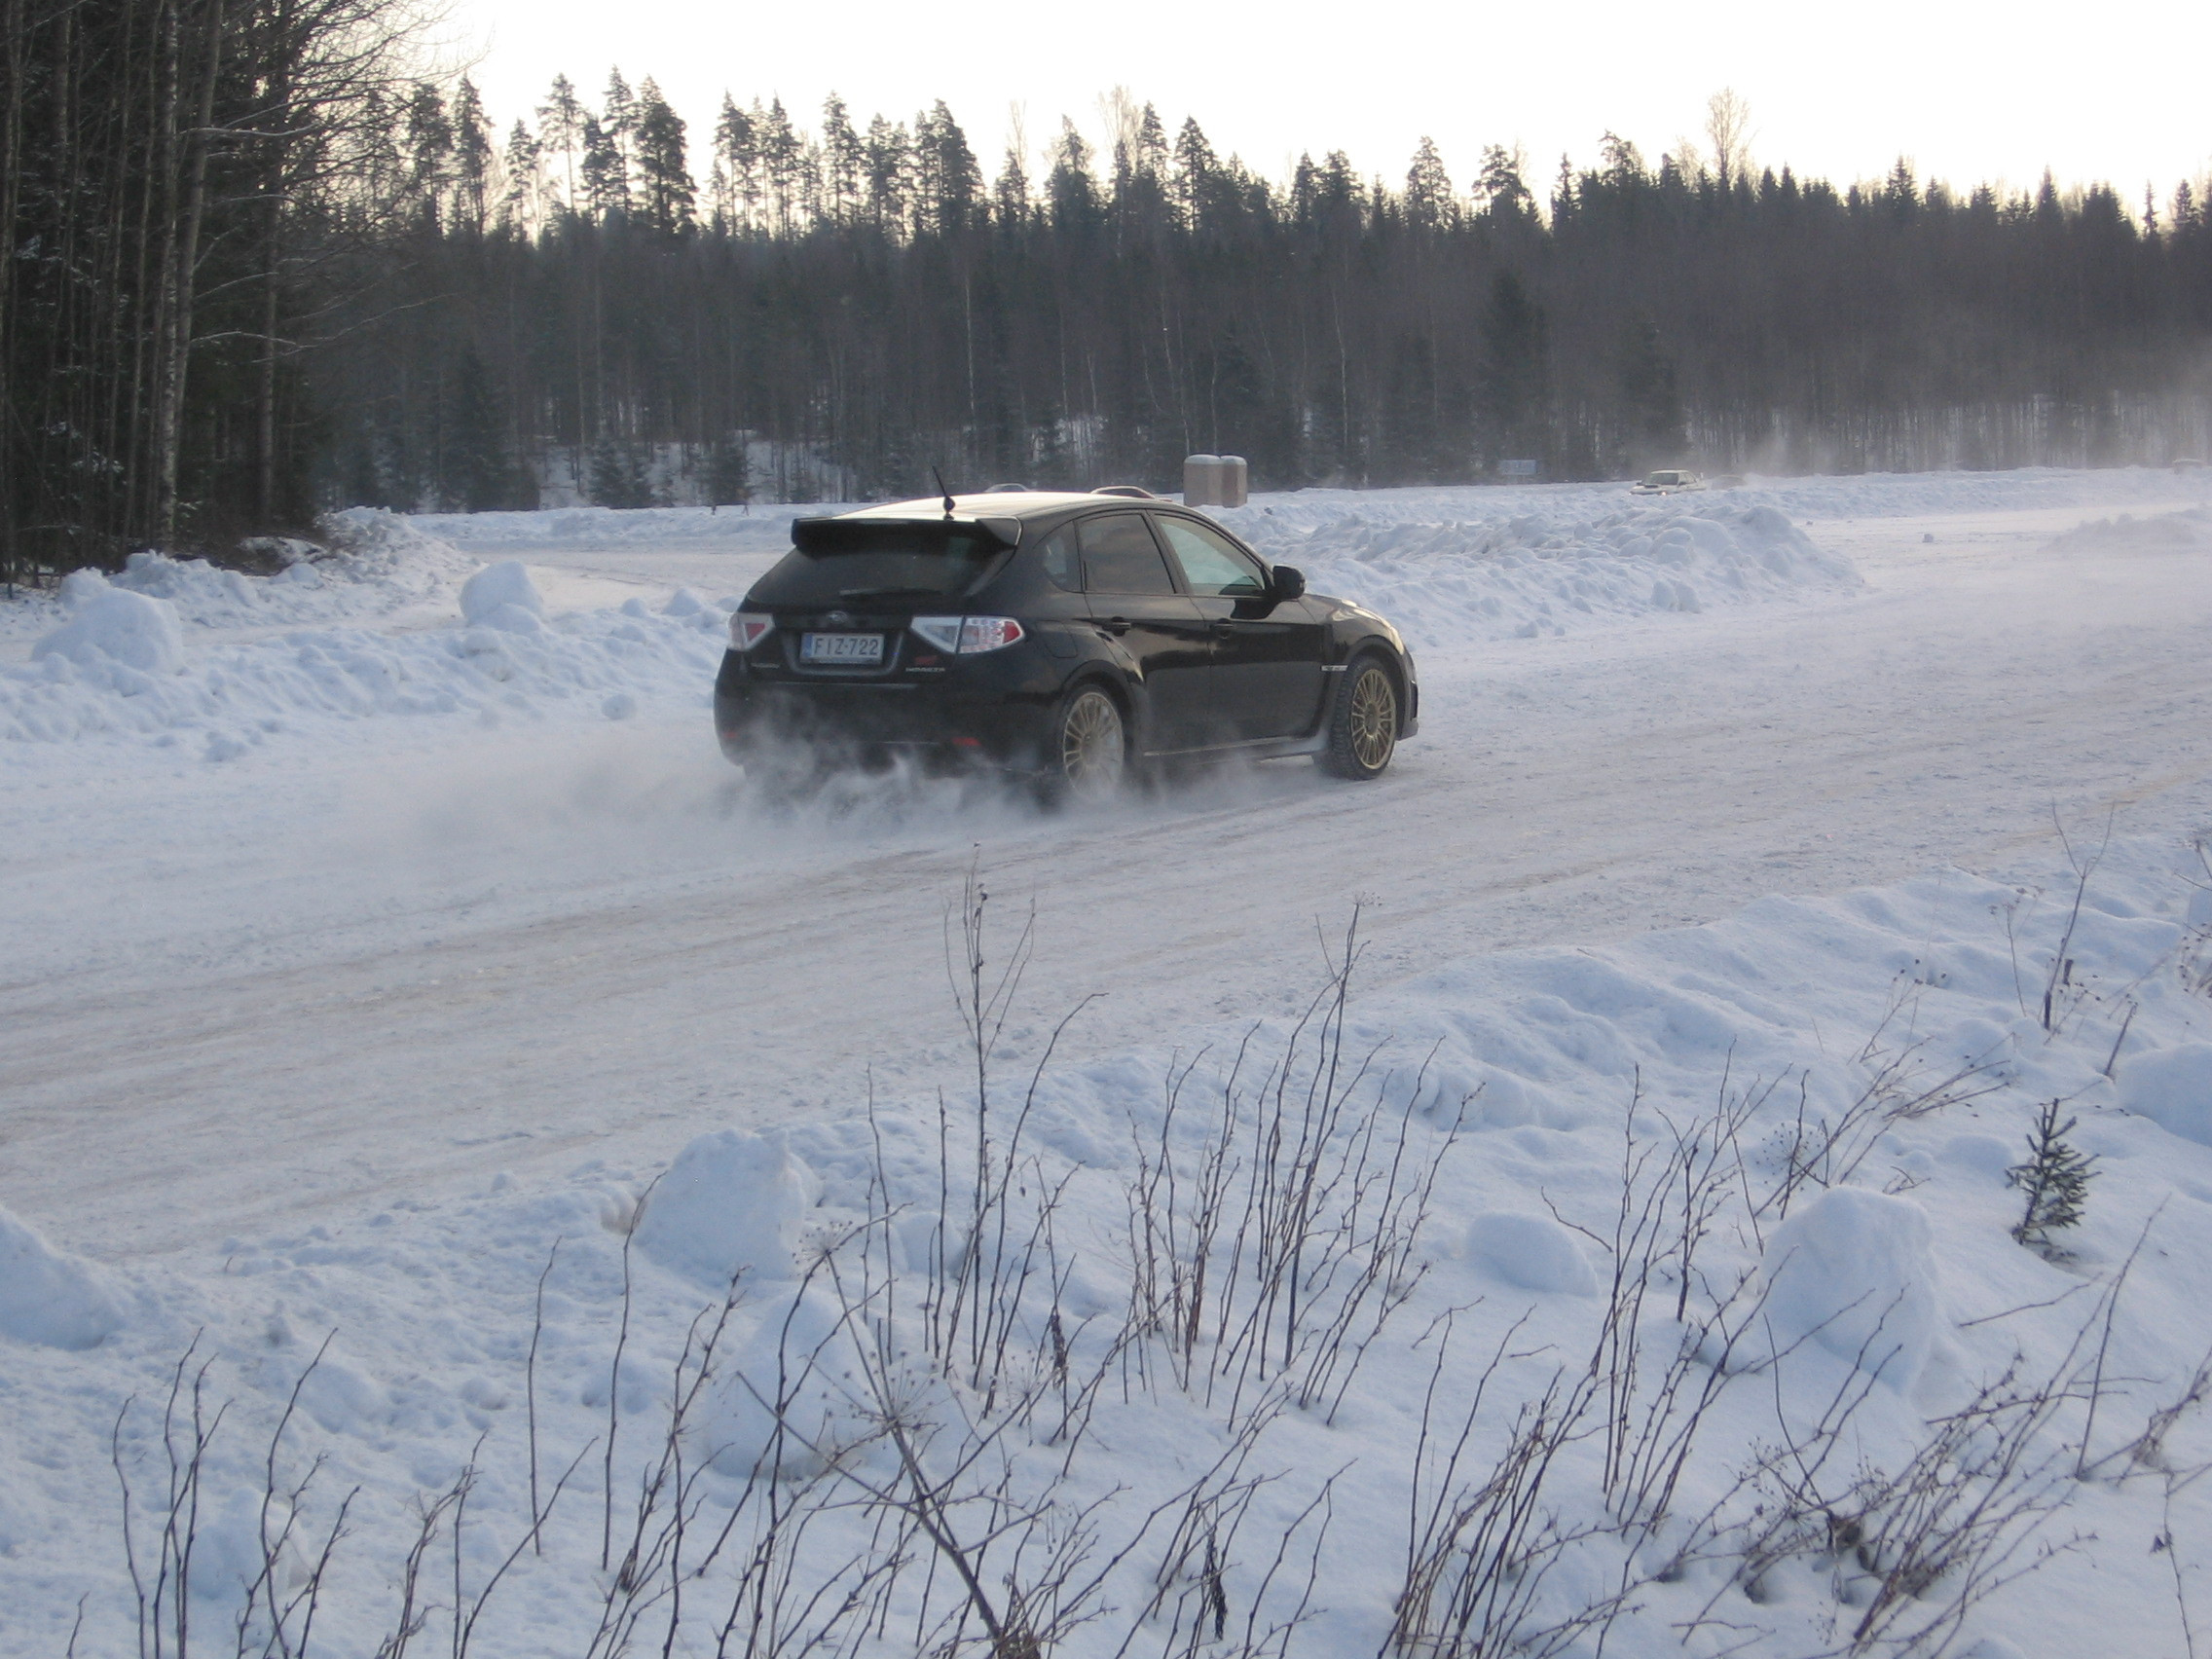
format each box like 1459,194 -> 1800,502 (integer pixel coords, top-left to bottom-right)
749,518 -> 1017,677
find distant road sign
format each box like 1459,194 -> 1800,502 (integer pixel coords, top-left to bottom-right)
1498,459 -> 1540,478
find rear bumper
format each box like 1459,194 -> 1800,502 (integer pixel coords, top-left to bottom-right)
713,649 -> 1060,771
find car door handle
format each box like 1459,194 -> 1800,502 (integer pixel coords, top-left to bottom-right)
1095,616 -> 1130,635
1208,620 -> 1235,637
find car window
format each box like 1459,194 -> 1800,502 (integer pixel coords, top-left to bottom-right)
1155,518 -> 1266,597
1036,526 -> 1080,591
751,522 -> 1006,604
1078,513 -> 1175,594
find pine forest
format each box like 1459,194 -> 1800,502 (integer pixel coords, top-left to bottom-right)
6,1 -> 2212,580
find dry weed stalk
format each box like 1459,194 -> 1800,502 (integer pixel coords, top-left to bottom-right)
1121,909 -> 1463,1422
1387,1314 -> 1631,1659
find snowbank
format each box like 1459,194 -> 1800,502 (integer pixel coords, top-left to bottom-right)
694,1284 -> 868,1481
2120,1043 -> 2212,1145
458,558 -> 545,627
30,582 -> 186,676
0,1204 -> 123,1349
1,603 -> 731,748
13,463 -> 2201,754
1110,463 -> 2203,564
405,464 -> 2209,557
1464,1208 -> 1598,1295
1221,498 -> 1860,650
3,490 -> 1859,750
5,829 -> 2211,1656
0,525 -> 732,747
634,1128 -> 820,1285
411,502 -> 825,554
2045,504 -> 2212,556
0,510 -> 474,653
1761,1187 -> 1941,1387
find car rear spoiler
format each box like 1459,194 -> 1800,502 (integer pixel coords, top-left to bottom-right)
792,516 -> 1022,552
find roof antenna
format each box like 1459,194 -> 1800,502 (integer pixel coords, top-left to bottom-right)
933,466 -> 956,520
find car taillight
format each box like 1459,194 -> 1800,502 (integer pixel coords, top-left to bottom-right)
910,616 -> 1026,654
729,611 -> 774,650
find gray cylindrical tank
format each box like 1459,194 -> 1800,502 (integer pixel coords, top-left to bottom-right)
1217,455 -> 1248,507
1183,454 -> 1224,506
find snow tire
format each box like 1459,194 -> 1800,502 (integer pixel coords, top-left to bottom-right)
1317,653 -> 1400,781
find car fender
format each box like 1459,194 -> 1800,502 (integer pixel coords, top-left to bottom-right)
1062,634 -> 1161,749
1305,599 -> 1410,665
1306,606 -> 1419,737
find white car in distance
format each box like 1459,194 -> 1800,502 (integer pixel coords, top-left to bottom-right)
1631,469 -> 1706,496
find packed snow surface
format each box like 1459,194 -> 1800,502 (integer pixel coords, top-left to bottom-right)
4,463 -> 2212,1656
6,830 -> 2212,1657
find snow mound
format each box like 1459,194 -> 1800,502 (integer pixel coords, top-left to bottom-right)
0,510 -> 473,674
1760,1187 -> 1939,1388
31,582 -> 185,676
0,591 -> 729,745
184,1491 -> 309,1603
106,520 -> 466,635
237,535 -> 325,568
99,548 -> 281,624
1464,1210 -> 1597,1295
318,505 -> 475,578
411,503 -> 835,555
635,1130 -> 822,1286
0,1204 -> 124,1349
1218,499 -> 1860,651
696,1284 -> 864,1480
2119,1045 -> 2212,1146
2045,506 -> 2212,556
0,504 -> 760,746
477,603 -> 542,635
460,559 -> 544,625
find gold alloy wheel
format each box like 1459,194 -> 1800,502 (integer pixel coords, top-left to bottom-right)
1347,665 -> 1398,771
1059,688 -> 1126,801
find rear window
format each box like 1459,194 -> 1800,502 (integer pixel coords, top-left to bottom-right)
748,521 -> 1011,606
1079,513 -> 1176,594
1036,526 -> 1081,591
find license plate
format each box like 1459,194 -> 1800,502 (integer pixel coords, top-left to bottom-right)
801,632 -> 885,666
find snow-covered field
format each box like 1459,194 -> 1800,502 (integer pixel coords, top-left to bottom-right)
5,466 -> 2212,1657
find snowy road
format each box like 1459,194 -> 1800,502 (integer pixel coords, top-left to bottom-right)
6,492 -> 2212,1262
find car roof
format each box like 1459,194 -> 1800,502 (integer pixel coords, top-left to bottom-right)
836,492 -> 1202,524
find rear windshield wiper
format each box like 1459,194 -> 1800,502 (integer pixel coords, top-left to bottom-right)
836,586 -> 957,600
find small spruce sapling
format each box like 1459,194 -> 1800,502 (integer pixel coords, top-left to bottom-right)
2007,1099 -> 2097,1253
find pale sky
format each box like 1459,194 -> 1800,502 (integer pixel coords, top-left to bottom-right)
445,0 -> 2211,205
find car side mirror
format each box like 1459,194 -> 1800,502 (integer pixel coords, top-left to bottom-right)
1270,565 -> 1306,602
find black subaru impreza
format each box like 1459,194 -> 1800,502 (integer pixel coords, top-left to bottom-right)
714,489 -> 1419,800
